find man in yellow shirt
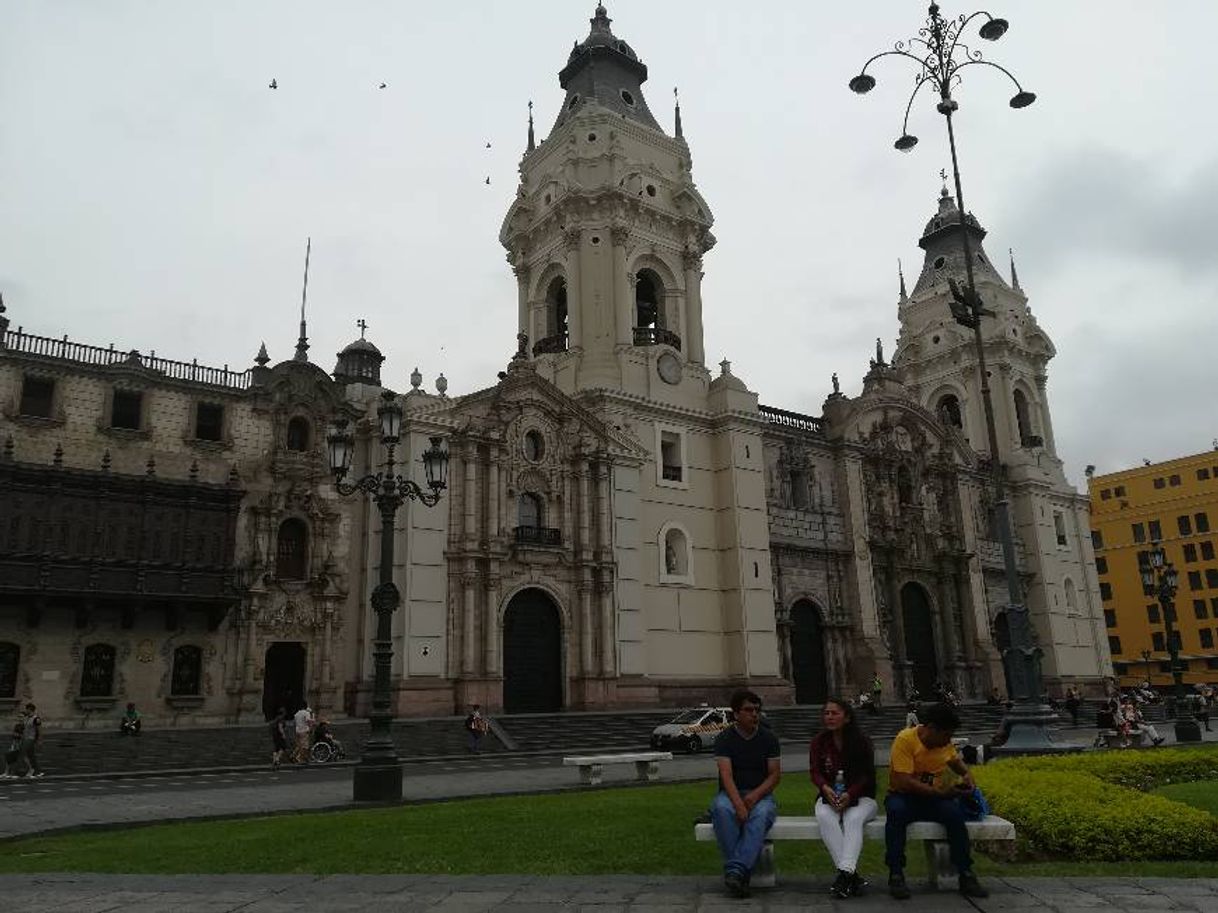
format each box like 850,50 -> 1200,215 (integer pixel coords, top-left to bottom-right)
884,702 -> 986,900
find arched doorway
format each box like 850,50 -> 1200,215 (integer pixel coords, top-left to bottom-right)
502,589 -> 563,713
900,583 -> 938,696
790,600 -> 829,704
262,642 -> 306,720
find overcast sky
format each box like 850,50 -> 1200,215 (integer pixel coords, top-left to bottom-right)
3,1 -> 1216,486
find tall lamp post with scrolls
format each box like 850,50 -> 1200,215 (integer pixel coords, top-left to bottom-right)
327,389 -> 449,800
849,5 -> 1059,752
1139,543 -> 1202,742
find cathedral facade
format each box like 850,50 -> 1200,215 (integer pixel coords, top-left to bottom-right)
0,5 -> 1110,727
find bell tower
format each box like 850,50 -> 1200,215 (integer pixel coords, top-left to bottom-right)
500,3 -> 716,399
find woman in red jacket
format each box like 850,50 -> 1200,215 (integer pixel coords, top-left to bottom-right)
809,697 -> 877,898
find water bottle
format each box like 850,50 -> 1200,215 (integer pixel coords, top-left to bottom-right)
833,769 -> 846,800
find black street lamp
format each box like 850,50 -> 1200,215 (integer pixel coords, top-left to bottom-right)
1139,542 -> 1202,742
328,389 -> 449,800
1139,648 -> 1153,689
850,5 -> 1059,752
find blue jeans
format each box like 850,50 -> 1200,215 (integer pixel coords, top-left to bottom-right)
709,791 -> 777,877
884,792 -> 973,874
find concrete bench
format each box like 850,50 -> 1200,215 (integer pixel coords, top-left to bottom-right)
1100,728 -> 1155,749
694,814 -> 1016,889
562,751 -> 673,786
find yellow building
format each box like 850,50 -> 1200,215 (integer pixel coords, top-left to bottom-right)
1089,450 -> 1218,687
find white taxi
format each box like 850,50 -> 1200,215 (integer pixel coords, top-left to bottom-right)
650,706 -> 733,753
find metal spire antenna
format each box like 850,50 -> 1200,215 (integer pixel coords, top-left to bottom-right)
294,237 -> 311,362
527,100 -> 536,153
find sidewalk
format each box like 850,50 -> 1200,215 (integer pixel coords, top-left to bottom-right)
3,873 -> 1216,912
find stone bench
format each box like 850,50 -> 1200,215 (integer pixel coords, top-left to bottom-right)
562,751 -> 673,786
694,814 -> 1016,889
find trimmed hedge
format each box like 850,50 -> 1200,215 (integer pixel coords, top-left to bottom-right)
974,747 -> 1218,861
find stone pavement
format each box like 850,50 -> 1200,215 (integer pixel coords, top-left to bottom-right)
2,874 -> 1217,912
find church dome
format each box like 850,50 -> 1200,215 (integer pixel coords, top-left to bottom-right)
333,334 -> 385,387
911,188 -> 1008,298
553,4 -> 663,134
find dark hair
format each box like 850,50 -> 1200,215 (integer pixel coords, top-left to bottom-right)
822,696 -> 872,771
729,689 -> 762,712
920,702 -> 960,732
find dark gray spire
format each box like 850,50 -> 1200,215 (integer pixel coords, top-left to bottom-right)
898,258 -> 908,302
674,87 -> 683,138
527,100 -> 535,152
294,237 -> 311,362
1009,248 -> 1022,291
912,188 -> 1008,297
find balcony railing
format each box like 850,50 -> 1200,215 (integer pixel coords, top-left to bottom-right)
2,327 -> 252,390
532,333 -> 569,356
759,404 -> 823,433
632,326 -> 682,351
515,525 -> 562,547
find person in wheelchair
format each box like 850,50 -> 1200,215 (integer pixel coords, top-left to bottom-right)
310,719 -> 345,762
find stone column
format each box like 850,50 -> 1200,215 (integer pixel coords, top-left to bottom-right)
594,460 -> 612,561
576,457 -> 592,559
484,573 -> 501,676
1034,374 -> 1057,454
611,225 -> 632,347
599,572 -> 616,676
463,440 -> 478,545
488,446 -> 501,541
579,578 -> 595,676
564,228 -> 583,349
513,262 -> 530,347
683,250 -> 705,365
462,569 -> 478,676
321,604 -> 334,688
996,364 -> 1020,450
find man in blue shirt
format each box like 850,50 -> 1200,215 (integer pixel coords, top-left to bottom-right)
709,689 -> 781,898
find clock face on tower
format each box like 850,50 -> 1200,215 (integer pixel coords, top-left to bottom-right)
657,351 -> 682,385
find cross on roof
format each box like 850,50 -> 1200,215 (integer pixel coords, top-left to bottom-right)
357,318 -> 368,339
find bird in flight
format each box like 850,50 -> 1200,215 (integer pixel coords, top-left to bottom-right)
485,142 -> 492,149
379,82 -> 387,89
485,176 -> 491,185
269,78 -> 278,89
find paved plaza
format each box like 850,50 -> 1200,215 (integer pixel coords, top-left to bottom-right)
3,873 -> 1218,912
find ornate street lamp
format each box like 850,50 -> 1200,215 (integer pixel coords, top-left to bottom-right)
850,5 -> 1058,752
327,389 -> 449,800
1139,542 -> 1202,742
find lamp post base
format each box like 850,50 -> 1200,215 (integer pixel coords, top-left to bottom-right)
992,702 -> 1082,757
1174,718 -> 1203,743
352,759 -> 403,802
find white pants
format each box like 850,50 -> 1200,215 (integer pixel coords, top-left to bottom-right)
814,796 -> 878,874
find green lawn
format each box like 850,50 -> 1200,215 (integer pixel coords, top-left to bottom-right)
1155,780 -> 1218,818
3,769 -> 1218,877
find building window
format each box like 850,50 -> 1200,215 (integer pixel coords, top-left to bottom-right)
1147,604 -> 1160,624
1198,468 -> 1211,481
1148,519 -> 1162,541
1115,485 -> 1126,497
1131,522 -> 1145,544
1188,570 -> 1203,591
1108,636 -> 1122,655
1207,569 -> 1218,589
1104,609 -> 1117,628
1178,515 -> 1193,536
1201,629 -> 1215,650
1195,599 -> 1208,620
517,492 -> 543,529
658,429 -> 685,485
1202,541 -> 1215,561
1184,543 -> 1198,563
544,276 -> 569,346
18,376 -> 55,418
0,642 -> 19,698
171,645 -> 203,696
522,430 -> 545,462
1099,581 -> 1112,601
790,469 -> 809,509
1153,477 -> 1165,490
937,393 -> 963,430
1100,488 -> 1111,501
1013,389 -> 1034,445
111,389 -> 143,430
1095,556 -> 1108,575
1091,529 -> 1103,550
275,519 -> 309,580
80,644 -> 116,698
1053,512 -> 1068,547
286,417 -> 311,451
1196,513 -> 1210,533
1152,632 -> 1165,652
195,403 -> 224,442
1169,474 -> 1181,487
1212,597 -> 1218,616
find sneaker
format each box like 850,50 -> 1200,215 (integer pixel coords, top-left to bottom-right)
888,873 -> 912,900
1153,737 -> 1165,746
31,772 -> 45,779
830,870 -> 852,898
958,871 -> 989,898
849,872 -> 868,896
724,871 -> 750,899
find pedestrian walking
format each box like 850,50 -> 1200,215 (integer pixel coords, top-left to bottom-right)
15,703 -> 44,778
292,703 -> 314,763
269,707 -> 289,769
1064,687 -> 1081,726
1196,688 -> 1212,733
464,704 -> 489,753
1,716 -> 24,778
